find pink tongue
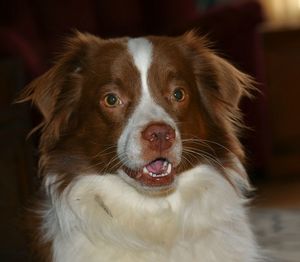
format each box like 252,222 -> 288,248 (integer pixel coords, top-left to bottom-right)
146,159 -> 166,174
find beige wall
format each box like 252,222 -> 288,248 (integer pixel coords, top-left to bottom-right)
260,0 -> 300,25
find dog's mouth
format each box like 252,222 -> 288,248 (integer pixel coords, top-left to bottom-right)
122,158 -> 175,187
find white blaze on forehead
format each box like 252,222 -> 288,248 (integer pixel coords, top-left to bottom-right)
117,37 -> 182,170
127,38 -> 153,96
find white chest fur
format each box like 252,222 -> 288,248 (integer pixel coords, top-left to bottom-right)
43,165 -> 260,262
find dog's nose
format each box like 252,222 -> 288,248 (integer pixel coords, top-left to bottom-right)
141,123 -> 176,151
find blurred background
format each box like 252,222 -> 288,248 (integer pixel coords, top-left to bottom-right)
0,0 -> 300,261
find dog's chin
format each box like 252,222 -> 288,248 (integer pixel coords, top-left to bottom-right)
118,158 -> 178,195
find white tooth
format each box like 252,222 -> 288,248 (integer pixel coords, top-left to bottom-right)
143,167 -> 149,174
167,163 -> 172,174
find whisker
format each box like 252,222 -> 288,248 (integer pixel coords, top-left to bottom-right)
183,140 -> 217,156
181,135 -> 234,156
180,154 -> 194,171
81,152 -> 123,173
182,147 -> 226,171
91,144 -> 118,159
198,139 -> 233,155
182,138 -> 217,155
100,153 -> 125,173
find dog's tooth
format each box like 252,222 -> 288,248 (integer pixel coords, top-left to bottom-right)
149,172 -> 155,177
142,168 -> 171,177
167,163 -> 172,174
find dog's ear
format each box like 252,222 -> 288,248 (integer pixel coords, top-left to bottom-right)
182,31 -> 255,164
17,32 -> 100,140
17,31 -> 95,120
182,31 -> 253,120
208,53 -> 252,108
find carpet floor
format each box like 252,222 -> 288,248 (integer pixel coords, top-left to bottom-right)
251,208 -> 300,262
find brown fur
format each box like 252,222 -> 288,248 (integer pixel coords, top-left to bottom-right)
18,31 -> 253,260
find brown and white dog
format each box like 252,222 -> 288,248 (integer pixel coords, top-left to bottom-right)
21,31 -> 261,261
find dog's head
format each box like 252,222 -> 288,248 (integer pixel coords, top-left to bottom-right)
20,31 -> 252,193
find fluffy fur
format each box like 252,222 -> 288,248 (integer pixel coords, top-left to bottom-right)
20,31 -> 261,261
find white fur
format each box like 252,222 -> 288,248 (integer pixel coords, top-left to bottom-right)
127,38 -> 152,97
118,38 -> 181,170
41,38 -> 261,261
43,163 -> 261,262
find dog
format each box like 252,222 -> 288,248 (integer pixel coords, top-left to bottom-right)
20,31 -> 261,261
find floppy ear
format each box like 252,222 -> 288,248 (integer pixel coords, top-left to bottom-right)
17,32 -> 99,141
209,53 -> 253,109
18,67 -> 65,122
182,31 -> 253,121
182,31 -> 256,194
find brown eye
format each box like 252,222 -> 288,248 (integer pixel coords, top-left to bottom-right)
172,88 -> 186,102
103,93 -> 121,107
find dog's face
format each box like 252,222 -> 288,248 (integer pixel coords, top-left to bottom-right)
21,31 -> 251,193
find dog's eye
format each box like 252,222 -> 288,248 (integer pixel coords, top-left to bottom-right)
103,93 -> 122,107
172,88 -> 186,102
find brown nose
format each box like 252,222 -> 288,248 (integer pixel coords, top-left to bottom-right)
141,123 -> 176,152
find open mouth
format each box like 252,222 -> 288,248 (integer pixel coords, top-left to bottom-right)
122,158 -> 176,187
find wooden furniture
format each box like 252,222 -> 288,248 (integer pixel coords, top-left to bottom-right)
262,26 -> 300,177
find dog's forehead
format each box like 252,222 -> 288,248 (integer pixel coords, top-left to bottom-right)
127,38 -> 153,73
92,36 -> 186,88
127,38 -> 153,96
124,37 -> 187,91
